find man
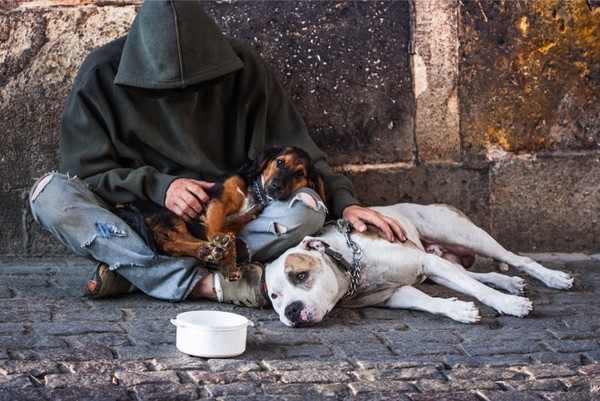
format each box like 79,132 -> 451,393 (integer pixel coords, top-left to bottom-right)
30,0 -> 405,307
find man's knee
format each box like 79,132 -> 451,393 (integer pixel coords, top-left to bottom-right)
239,188 -> 327,262
30,173 -> 64,223
282,188 -> 327,236
29,173 -> 91,226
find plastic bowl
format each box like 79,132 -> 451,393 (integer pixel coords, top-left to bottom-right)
170,310 -> 254,358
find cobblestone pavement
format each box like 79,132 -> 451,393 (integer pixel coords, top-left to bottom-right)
0,255 -> 599,400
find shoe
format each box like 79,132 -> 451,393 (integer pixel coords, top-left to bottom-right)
214,262 -> 269,308
85,262 -> 137,299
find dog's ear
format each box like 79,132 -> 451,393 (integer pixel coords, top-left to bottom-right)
238,146 -> 284,179
300,237 -> 329,252
306,167 -> 326,202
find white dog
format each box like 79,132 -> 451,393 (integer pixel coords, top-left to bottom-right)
266,204 -> 573,327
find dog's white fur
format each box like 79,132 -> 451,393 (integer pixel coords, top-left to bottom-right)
266,203 -> 573,327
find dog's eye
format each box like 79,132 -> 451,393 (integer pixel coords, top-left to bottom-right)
276,159 -> 284,168
270,293 -> 278,300
295,170 -> 305,178
296,272 -> 308,282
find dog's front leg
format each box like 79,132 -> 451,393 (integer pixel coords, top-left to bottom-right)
385,285 -> 481,323
422,254 -> 533,317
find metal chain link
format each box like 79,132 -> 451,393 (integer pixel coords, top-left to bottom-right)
336,219 -> 362,299
252,179 -> 270,207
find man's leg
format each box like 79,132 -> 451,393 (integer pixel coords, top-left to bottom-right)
29,173 -> 205,301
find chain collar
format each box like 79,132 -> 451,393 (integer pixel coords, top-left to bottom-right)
325,219 -> 362,300
252,178 -> 271,207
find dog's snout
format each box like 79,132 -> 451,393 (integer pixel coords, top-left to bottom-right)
284,300 -> 303,322
267,180 -> 283,194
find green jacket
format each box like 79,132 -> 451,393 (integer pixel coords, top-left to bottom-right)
60,0 -> 357,217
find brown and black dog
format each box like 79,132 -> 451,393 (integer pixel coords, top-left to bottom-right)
117,146 -> 325,281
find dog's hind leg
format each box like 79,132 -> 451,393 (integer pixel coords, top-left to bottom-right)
389,204 -> 573,290
451,230 -> 573,290
421,254 -> 533,317
485,250 -> 573,290
205,176 -> 247,240
385,285 -> 481,323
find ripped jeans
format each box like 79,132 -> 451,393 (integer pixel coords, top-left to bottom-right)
29,173 -> 327,301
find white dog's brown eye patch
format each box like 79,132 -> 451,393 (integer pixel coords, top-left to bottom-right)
284,253 -> 321,288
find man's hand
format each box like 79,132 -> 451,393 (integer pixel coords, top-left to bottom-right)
342,204 -> 407,243
165,178 -> 215,222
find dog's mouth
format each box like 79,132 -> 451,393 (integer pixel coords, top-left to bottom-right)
282,301 -> 330,328
287,320 -> 314,328
264,182 -> 291,200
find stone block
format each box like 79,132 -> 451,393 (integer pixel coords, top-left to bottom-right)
491,154 -> 600,252
132,382 -> 200,401
204,1 -> 414,165
0,360 -> 61,376
114,344 -> 181,360
348,380 -> 416,395
0,334 -> 66,350
205,382 -> 260,398
62,360 -> 149,374
279,369 -> 350,384
541,339 -> 599,353
44,372 -> 111,388
412,0 -> 460,162
460,340 -> 544,357
26,208 -> 70,256
0,7 -> 137,188
0,191 -> 25,255
460,0 -> 600,154
343,164 -> 491,229
0,386 -> 44,401
46,385 -> 130,401
9,344 -> 113,361
113,370 -> 180,386
187,370 -> 277,386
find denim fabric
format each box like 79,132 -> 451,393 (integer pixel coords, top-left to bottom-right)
29,173 -> 326,301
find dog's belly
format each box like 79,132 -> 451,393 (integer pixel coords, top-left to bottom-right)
225,191 -> 261,223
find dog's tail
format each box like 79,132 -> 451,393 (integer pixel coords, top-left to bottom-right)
114,205 -> 160,258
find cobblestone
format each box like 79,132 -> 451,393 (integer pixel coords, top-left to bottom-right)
0,255 -> 599,400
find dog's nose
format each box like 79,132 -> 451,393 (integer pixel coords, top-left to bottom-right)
267,181 -> 283,196
284,301 -> 303,322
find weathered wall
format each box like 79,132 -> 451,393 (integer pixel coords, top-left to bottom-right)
0,0 -> 598,255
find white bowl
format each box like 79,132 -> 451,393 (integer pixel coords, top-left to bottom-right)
170,310 -> 254,358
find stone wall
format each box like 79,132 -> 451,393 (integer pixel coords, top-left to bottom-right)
1,0 -> 598,255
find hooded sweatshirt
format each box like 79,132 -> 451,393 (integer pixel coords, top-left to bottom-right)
60,0 -> 358,217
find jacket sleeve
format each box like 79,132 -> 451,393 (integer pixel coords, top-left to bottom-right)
59,74 -> 176,206
252,61 -> 361,218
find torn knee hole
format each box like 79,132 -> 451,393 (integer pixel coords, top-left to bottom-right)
96,221 -> 127,238
31,174 -> 54,201
273,223 -> 288,234
290,192 -> 323,211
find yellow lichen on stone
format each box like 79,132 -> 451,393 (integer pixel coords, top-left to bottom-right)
518,16 -> 529,36
484,128 -> 511,151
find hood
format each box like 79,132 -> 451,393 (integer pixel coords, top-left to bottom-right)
114,0 -> 243,89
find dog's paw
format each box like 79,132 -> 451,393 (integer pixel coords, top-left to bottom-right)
543,270 -> 574,290
445,299 -> 480,324
506,276 -> 527,295
198,234 -> 235,262
213,234 -> 234,250
494,295 -> 533,317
